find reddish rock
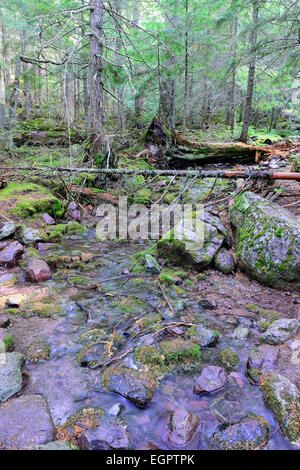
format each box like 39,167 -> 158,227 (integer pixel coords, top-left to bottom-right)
41,213 -> 55,225
70,210 -> 82,223
168,409 -> 199,446
194,366 -> 228,395
0,241 -> 24,267
26,259 -> 51,283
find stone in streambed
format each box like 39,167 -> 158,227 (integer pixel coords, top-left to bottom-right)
214,248 -> 236,274
145,254 -> 161,274
0,395 -> 55,449
102,366 -> 157,408
22,228 -> 43,245
194,366 -> 227,395
168,409 -> 199,446
0,241 -> 24,267
259,373 -> 300,443
0,352 -> 25,403
261,318 -> 299,345
0,222 -> 16,241
247,344 -> 279,383
26,258 -> 51,283
211,415 -> 270,450
79,424 -> 129,450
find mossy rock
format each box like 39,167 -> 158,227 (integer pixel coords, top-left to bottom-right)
231,191 -> 300,291
0,182 -> 61,219
246,304 -> 278,322
159,338 -> 201,365
0,332 -> 14,352
102,365 -> 157,408
259,373 -> 300,443
218,348 -> 239,370
133,188 -> 152,205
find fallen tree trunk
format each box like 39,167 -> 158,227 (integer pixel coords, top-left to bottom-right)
0,166 -> 299,181
13,130 -> 85,147
171,132 -> 285,164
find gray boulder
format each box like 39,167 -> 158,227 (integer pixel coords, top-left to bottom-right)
0,352 -> 25,403
0,395 -> 55,449
262,318 -> 299,345
22,228 -> 43,245
247,344 -> 279,383
0,223 -> 16,241
0,241 -> 24,267
230,191 -> 300,291
260,373 -> 300,442
145,254 -> 161,274
157,211 -> 227,270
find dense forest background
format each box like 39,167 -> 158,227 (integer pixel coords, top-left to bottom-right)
0,0 -> 299,158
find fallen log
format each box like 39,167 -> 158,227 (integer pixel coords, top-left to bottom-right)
67,185 -> 119,204
0,166 -> 299,180
13,130 -> 84,147
171,132 -> 285,164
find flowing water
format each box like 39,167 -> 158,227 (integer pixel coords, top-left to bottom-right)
9,230 -> 297,450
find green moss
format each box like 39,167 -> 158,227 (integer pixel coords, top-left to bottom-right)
218,348 -> 239,370
27,302 -> 63,318
134,346 -> 164,367
2,334 -> 14,352
160,338 -> 201,365
246,304 -> 278,322
133,188 -> 152,205
197,273 -> 207,281
159,273 -> 178,285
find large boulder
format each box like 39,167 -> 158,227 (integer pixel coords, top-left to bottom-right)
168,409 -> 199,446
0,241 -> 24,267
261,318 -> 299,345
0,352 -> 25,403
26,258 -> 51,283
0,395 -> 55,449
157,211 -> 227,270
230,191 -> 300,290
259,373 -> 300,443
211,415 -> 270,450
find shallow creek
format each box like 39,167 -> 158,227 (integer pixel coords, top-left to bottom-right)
9,230 -> 296,450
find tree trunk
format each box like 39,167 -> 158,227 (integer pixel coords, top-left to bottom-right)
8,57 -> 21,151
229,11 -> 238,132
240,0 -> 259,143
90,0 -> 104,155
183,0 -> 189,135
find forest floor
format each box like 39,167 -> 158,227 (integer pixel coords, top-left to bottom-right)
0,120 -> 299,450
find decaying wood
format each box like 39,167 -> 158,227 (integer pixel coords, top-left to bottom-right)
13,130 -> 84,146
67,185 -> 119,204
1,165 -> 299,180
171,132 -> 285,164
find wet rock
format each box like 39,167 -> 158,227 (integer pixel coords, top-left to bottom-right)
32,441 -> 78,450
214,248 -> 236,274
168,409 -> 199,446
26,258 -> 51,283
41,213 -> 55,225
211,415 -> 270,450
26,340 -> 51,363
37,242 -> 54,252
0,272 -> 18,287
76,341 -> 106,368
0,395 -> 55,449
187,325 -> 220,347
233,326 -> 250,341
157,211 -> 227,270
247,344 -> 279,383
217,349 -> 239,370
108,403 -> 122,417
0,352 -> 25,403
260,373 -> 300,442
198,297 -> 217,310
0,330 -> 14,352
0,241 -> 24,267
22,228 -> 43,245
0,222 -> 16,241
194,366 -> 227,395
145,254 -> 161,274
289,339 -> 300,352
262,318 -> 299,345
79,424 -> 129,450
102,366 -> 157,408
230,191 -> 300,291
